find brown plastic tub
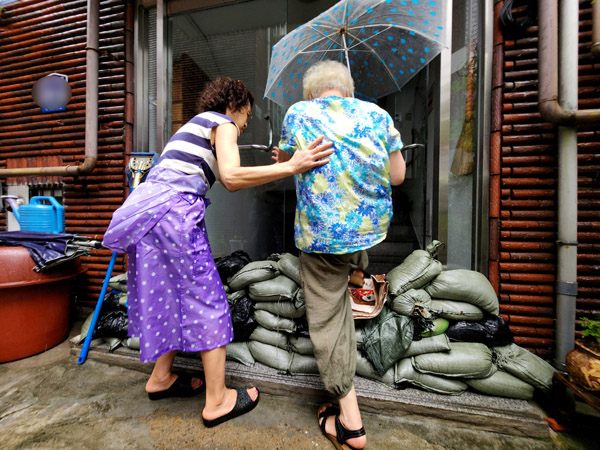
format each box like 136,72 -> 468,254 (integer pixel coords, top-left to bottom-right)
0,246 -> 87,362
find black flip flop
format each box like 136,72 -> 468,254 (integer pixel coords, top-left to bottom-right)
202,387 -> 260,428
147,372 -> 205,401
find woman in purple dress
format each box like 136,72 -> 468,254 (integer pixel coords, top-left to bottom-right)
103,77 -> 333,427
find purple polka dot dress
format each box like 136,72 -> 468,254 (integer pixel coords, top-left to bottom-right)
102,166 -> 233,362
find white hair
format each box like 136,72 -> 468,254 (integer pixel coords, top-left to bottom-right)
302,59 -> 355,100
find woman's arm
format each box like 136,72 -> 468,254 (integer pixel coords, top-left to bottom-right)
389,149 -> 406,186
215,123 -> 333,192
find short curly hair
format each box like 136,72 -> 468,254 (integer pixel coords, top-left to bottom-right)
303,60 -> 354,100
197,77 -> 254,114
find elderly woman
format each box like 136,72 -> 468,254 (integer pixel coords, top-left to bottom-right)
273,60 -> 406,450
103,77 -> 333,427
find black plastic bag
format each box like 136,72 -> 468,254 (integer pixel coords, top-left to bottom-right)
95,310 -> 129,340
446,314 -> 514,347
294,318 -> 311,338
230,294 -> 257,342
101,291 -> 125,314
215,250 -> 252,282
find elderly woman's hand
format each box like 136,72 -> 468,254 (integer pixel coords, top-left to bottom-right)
288,135 -> 334,174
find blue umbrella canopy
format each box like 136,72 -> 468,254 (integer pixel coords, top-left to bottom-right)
264,0 -> 447,108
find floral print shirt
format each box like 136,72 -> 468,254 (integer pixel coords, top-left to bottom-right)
279,95 -> 403,254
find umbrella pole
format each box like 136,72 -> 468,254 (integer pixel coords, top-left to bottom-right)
340,32 -> 353,97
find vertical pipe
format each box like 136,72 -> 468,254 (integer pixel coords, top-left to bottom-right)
83,0 -> 99,173
554,0 -> 579,370
156,0 -> 167,152
592,0 -> 600,58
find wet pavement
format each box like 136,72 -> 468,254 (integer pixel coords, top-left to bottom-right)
0,327 -> 598,450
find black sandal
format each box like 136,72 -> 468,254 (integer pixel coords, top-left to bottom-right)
202,387 -> 260,428
147,372 -> 205,400
318,404 -> 366,450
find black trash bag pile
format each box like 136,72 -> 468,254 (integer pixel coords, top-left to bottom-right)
215,250 -> 252,282
95,291 -> 128,340
446,314 -> 514,347
229,294 -> 258,342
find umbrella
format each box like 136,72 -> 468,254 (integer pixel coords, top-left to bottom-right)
264,0 -> 447,108
0,231 -> 102,271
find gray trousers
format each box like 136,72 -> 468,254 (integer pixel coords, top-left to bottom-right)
299,250 -> 369,399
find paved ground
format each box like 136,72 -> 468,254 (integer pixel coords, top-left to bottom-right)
0,333 -> 598,449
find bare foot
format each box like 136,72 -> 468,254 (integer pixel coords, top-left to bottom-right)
318,403 -> 367,450
202,387 -> 258,422
145,372 -> 203,393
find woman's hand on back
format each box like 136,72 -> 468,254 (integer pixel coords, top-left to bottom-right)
288,136 -> 334,175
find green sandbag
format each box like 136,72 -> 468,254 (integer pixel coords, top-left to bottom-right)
395,358 -> 468,395
254,301 -> 306,319
108,273 -> 127,292
226,341 -> 255,367
289,352 -> 320,376
253,309 -> 296,334
399,333 -> 451,358
248,340 -> 291,372
356,351 -> 395,387
412,342 -> 496,379
465,369 -> 535,400
227,260 -> 280,291
386,241 -> 444,296
425,270 -> 500,315
78,312 -> 94,343
122,337 -> 140,350
429,299 -> 484,321
389,289 -> 432,317
293,288 -> 306,309
249,275 -> 299,302
249,326 -> 289,349
421,317 -> 450,337
227,289 -> 247,304
277,253 -> 302,286
118,292 -> 127,307
289,335 -> 314,355
361,307 -> 414,375
104,336 -> 122,352
492,343 -> 556,392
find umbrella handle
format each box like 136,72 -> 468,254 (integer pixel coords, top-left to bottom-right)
77,251 -> 118,365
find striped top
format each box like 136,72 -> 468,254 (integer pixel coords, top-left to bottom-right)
157,111 -> 239,187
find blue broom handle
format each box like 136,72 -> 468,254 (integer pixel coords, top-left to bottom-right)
77,251 -> 118,365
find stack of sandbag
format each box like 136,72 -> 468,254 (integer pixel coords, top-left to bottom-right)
382,242 -> 556,399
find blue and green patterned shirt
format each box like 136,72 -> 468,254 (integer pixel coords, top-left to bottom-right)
279,95 -> 403,254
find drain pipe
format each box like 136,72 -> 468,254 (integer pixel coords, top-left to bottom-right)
538,0 -> 600,369
592,0 -> 600,58
0,0 -> 99,178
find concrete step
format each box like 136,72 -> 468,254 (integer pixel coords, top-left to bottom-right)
71,339 -> 551,441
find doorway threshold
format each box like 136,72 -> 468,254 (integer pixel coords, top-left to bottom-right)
70,338 -> 549,440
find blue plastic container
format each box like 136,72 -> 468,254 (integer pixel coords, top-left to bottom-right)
19,196 -> 65,233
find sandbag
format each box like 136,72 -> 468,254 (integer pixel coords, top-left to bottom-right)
294,288 -> 306,309
253,309 -> 296,334
446,315 -> 513,347
399,333 -> 451,358
395,358 -> 468,395
386,241 -> 444,296
254,301 -> 306,319
108,273 -> 127,292
123,336 -> 140,350
227,289 -> 247,304
289,352 -> 320,376
248,340 -> 291,372
226,341 -> 255,367
492,343 -> 555,392
229,294 -> 257,342
429,299 -> 484,321
356,351 -> 395,386
79,312 -> 94,343
361,307 -> 414,375
227,260 -> 280,291
389,289 -> 432,317
277,253 -> 302,286
249,326 -> 289,349
216,250 -> 252,282
289,335 -> 314,355
465,369 -> 534,400
104,336 -> 122,352
412,342 -> 495,379
248,275 -> 299,302
355,327 -> 364,349
425,270 -> 500,315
